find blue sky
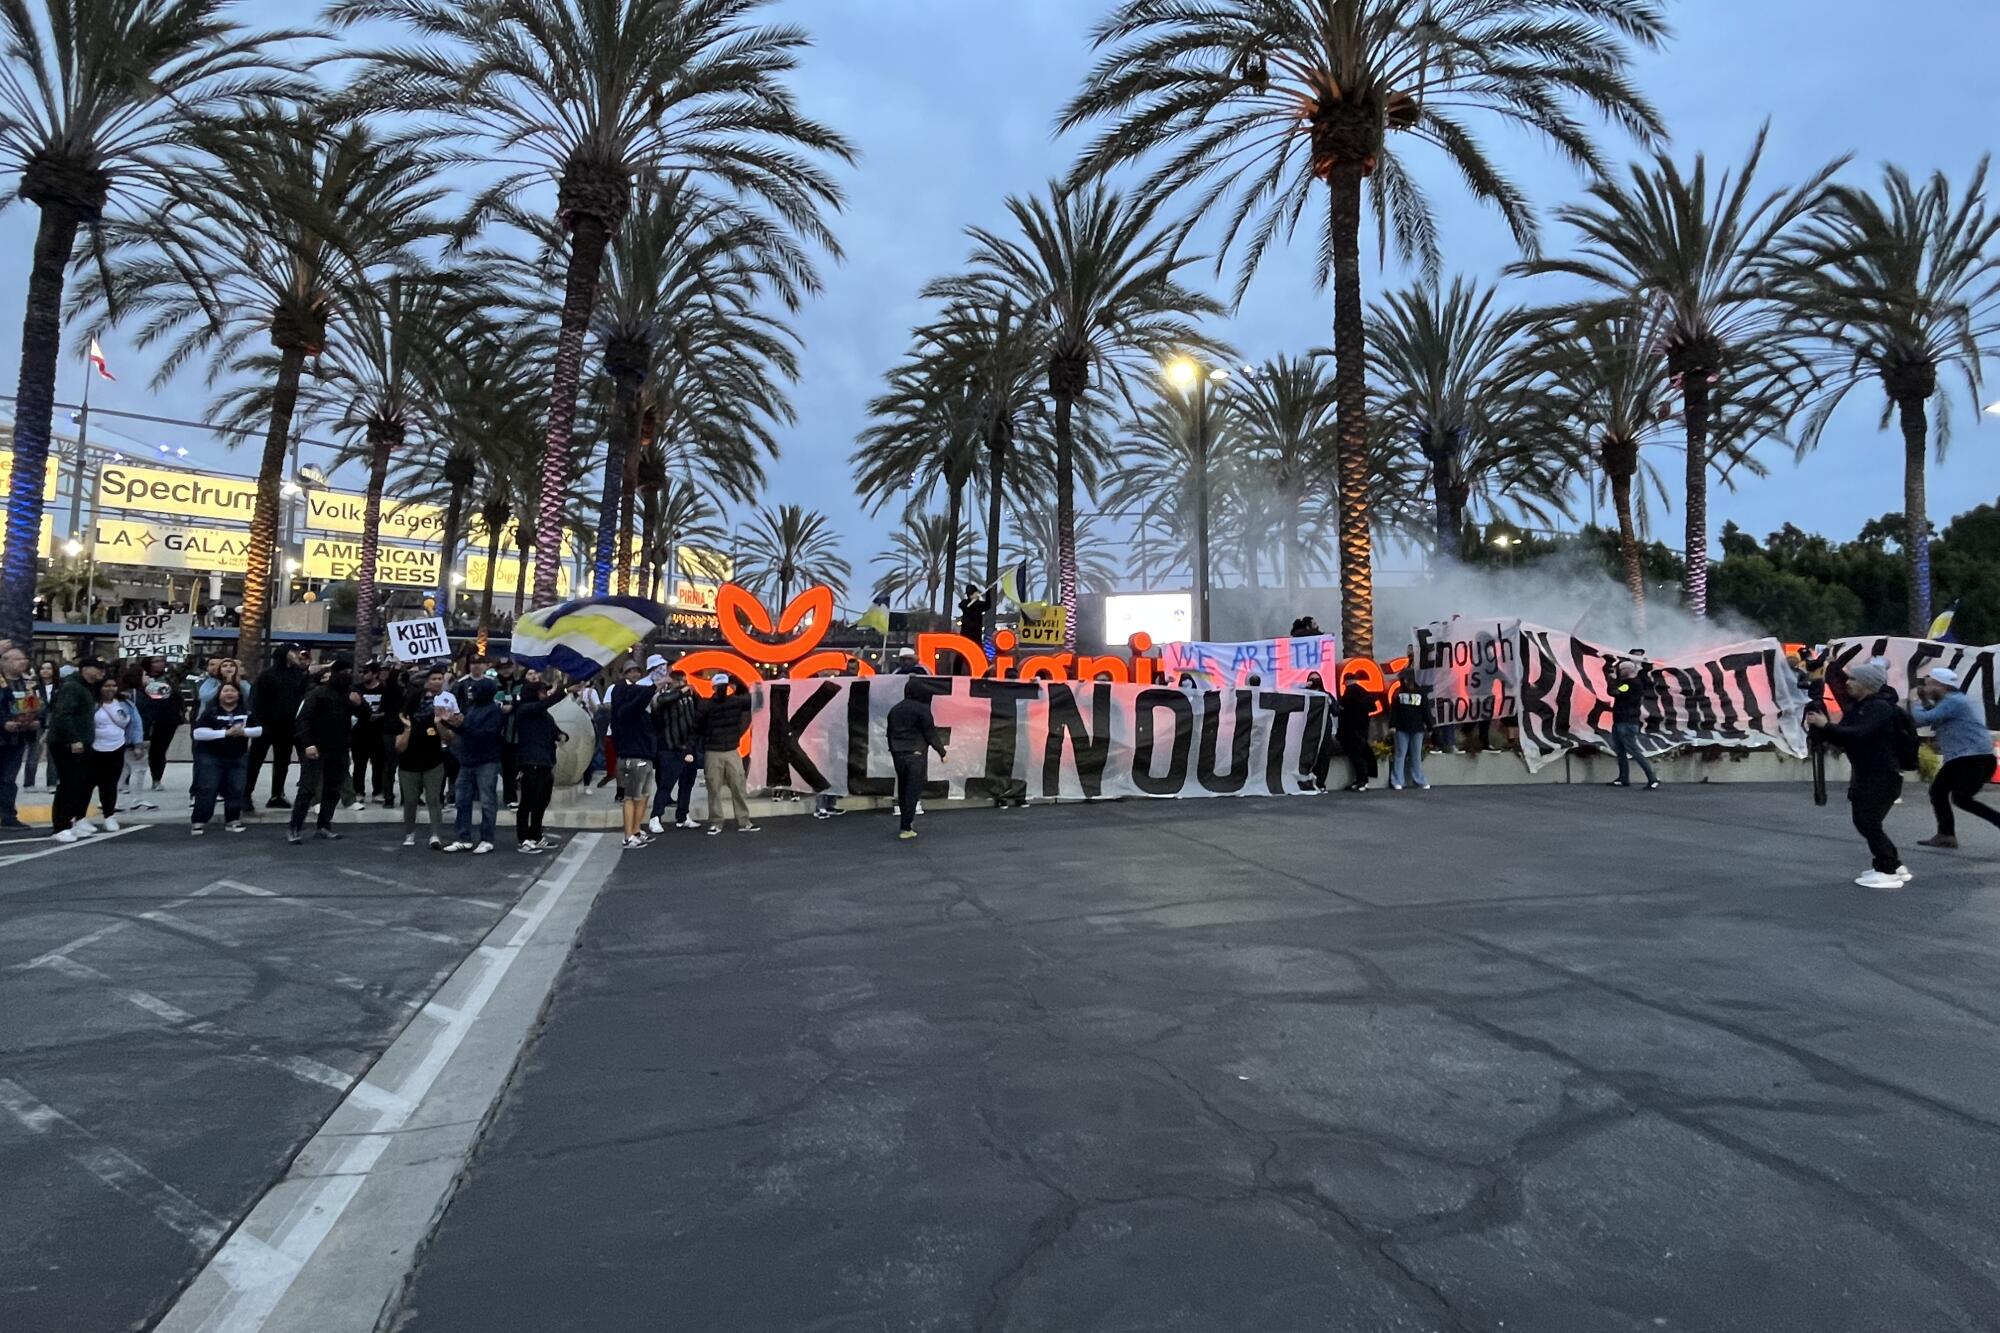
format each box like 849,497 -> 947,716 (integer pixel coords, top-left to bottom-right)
4,0 -> 1999,585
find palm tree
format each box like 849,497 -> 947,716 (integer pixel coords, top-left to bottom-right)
931,182 -> 1222,648
332,0 -> 852,606
1517,307 -> 1792,617
1061,0 -> 1668,656
584,178 -> 811,594
1513,129 -> 1842,616
853,358 -> 982,613
1234,354 -> 1340,594
1365,278 -> 1576,558
869,512 -> 977,616
0,0 -> 307,642
1004,504 -> 1120,603
636,470 -> 724,603
1784,160 -> 2000,634
736,503 -> 849,607
1103,384 -> 1246,596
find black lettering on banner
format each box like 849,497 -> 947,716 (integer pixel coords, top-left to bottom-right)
1131,687 -> 1193,795
1961,650 -> 2000,730
843,680 -> 893,797
1301,695 -> 1328,774
1515,632 -> 1562,753
966,679 -> 1038,803
1043,683 -> 1111,797
764,681 -> 838,790
1259,690 -> 1306,793
1196,690 -> 1252,793
1670,667 -> 1715,734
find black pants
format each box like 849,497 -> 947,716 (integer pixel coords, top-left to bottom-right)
501,739 -> 520,805
248,724 -> 294,801
1931,755 -> 2000,838
147,723 -> 178,783
90,748 -> 124,819
1850,776 -> 1903,874
50,747 -> 91,831
892,750 -> 927,831
290,749 -> 347,833
351,729 -> 390,801
1338,732 -> 1374,787
516,764 -> 553,843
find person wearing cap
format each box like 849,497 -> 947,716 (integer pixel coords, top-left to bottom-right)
1607,657 -> 1661,790
1806,660 -> 1912,889
891,646 -> 926,675
249,643 -> 310,809
697,673 -> 758,835
886,686 -> 947,840
647,668 -> 702,834
287,656 -> 363,844
47,659 -> 107,841
1913,666 -> 1999,850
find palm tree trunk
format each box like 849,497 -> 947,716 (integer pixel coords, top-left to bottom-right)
1610,468 -> 1647,632
983,418 -> 1008,643
476,524 -> 501,655
352,424 -> 397,662
535,212 -> 613,605
439,487 -> 464,625
1285,482 -> 1302,597
640,501 -> 658,602
237,346 -> 306,662
944,478 -> 963,623
1681,372 -> 1711,619
0,207 -> 80,644
594,374 -> 640,596
1055,393 -> 1078,651
1432,476 -> 1461,562
1327,166 -> 1374,658
512,518 -> 530,615
1897,395 -> 1932,635
616,438 -> 641,595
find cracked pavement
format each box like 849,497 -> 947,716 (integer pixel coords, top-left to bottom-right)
392,785 -> 2000,1332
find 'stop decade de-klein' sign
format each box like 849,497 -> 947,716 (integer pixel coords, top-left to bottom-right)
119,611 -> 195,661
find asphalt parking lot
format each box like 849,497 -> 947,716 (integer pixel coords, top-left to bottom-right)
388,783 -> 2000,1332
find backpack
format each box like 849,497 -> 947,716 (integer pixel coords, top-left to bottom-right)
1891,706 -> 1920,772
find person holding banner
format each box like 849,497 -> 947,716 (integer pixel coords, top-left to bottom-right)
188,683 -> 259,835
886,689 -> 947,840
1913,667 -> 2000,850
1336,676 -> 1378,792
1608,659 -> 1662,791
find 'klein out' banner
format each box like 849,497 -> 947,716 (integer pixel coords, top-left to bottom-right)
750,675 -> 1327,801
1828,636 -> 1998,730
1158,635 -> 1338,689
1515,627 -> 1809,772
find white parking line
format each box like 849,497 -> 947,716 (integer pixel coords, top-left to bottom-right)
0,1077 -> 230,1251
216,881 -> 463,947
0,825 -> 144,882
335,866 -> 502,911
36,953 -> 201,1024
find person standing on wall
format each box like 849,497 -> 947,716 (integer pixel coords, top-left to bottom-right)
1807,660 -> 1916,890
646,668 -> 702,834
1336,673 -> 1377,792
0,646 -> 35,830
508,673 -> 564,854
188,681 -> 258,835
957,584 -> 990,658
441,677 -> 504,854
248,644 -> 309,809
887,686 -> 946,840
1387,666 -> 1432,792
1913,666 -> 2000,851
698,673 -> 758,836
396,668 -> 451,849
288,657 -> 361,845
1607,657 -> 1662,790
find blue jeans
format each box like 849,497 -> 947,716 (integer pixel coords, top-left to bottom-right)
0,741 -> 23,823
191,749 -> 248,825
455,760 -> 500,844
1391,731 -> 1426,788
1612,722 -> 1657,784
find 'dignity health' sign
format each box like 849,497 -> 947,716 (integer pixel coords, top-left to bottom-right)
119,612 -> 194,661
388,616 -> 451,663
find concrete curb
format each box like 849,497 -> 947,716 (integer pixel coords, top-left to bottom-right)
151,832 -> 622,1333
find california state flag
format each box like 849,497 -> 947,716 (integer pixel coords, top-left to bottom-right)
88,337 -> 115,381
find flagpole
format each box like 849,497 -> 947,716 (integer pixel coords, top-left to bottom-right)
67,352 -> 91,543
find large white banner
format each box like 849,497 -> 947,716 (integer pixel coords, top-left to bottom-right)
1158,635 -> 1338,689
1412,616 -> 1522,725
1827,636 -> 1999,730
1516,627 -> 1809,772
750,675 -> 1327,801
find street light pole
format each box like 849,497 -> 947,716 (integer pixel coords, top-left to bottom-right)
1192,373 -> 1211,641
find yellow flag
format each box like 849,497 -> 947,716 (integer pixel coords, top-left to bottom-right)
858,602 -> 891,635
998,564 -> 1025,607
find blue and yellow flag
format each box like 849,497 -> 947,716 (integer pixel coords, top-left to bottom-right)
1929,601 -> 1958,642
510,595 -> 665,676
857,602 -> 891,636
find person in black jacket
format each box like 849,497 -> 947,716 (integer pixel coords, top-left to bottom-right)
507,675 -> 565,853
139,656 -> 184,792
887,689 -> 947,839
957,584 -> 990,646
646,670 -> 702,834
698,674 -> 758,835
349,661 -> 392,809
189,682 -> 261,834
610,664 -> 662,848
1387,667 -> 1432,791
1301,671 -> 1336,793
1807,660 -> 1910,889
1336,677 -> 1377,792
1607,658 -> 1661,790
249,644 -> 309,808
288,658 -> 361,843
396,669 -> 451,848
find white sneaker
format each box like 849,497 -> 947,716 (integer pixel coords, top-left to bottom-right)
225,822 -> 248,834
345,800 -> 366,812
72,819 -> 97,836
1855,870 -> 1905,889
428,836 -> 443,850
51,828 -> 77,844
101,817 -> 121,832
677,818 -> 699,829
622,835 -> 646,850
402,833 -> 417,847
646,816 -> 665,835
517,840 -> 544,854
190,825 -> 205,836
915,802 -> 926,816
1894,865 -> 1913,882
441,841 -> 472,854
472,841 -> 494,855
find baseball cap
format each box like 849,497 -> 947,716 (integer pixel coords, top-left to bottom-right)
1929,666 -> 1961,688
645,654 -> 668,671
710,671 -> 730,686
896,646 -> 916,659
